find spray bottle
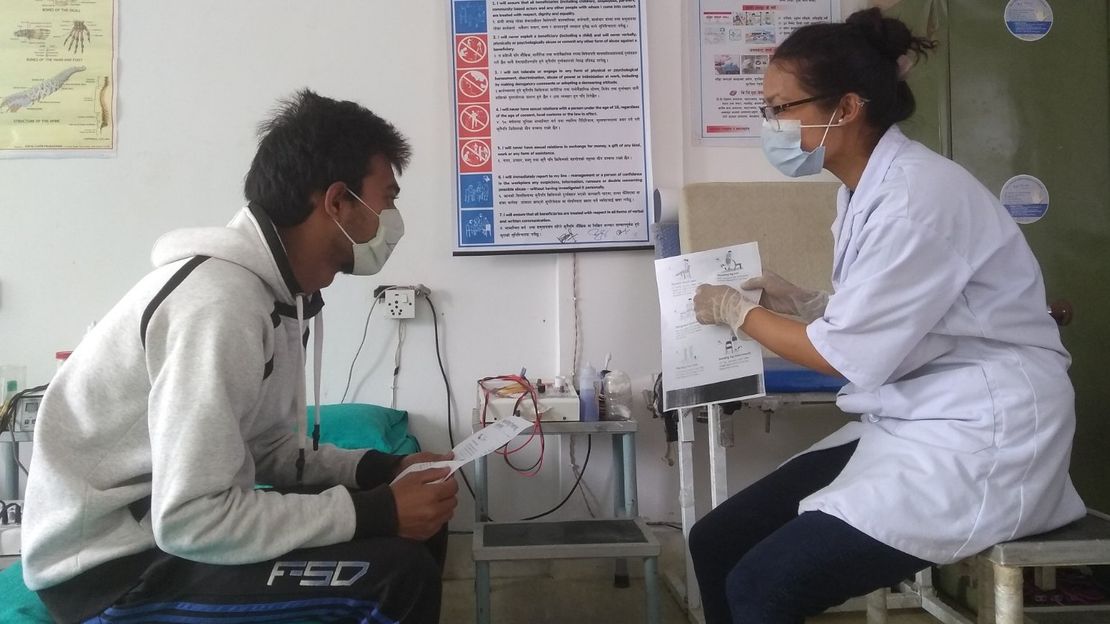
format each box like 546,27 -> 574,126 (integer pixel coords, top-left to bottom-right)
577,362 -> 600,422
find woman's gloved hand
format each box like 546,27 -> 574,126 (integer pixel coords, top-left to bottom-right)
694,284 -> 761,333
740,271 -> 829,323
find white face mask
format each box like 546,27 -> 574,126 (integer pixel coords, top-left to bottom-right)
333,188 -> 404,275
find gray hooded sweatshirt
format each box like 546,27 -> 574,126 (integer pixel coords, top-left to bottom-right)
23,205 -> 399,592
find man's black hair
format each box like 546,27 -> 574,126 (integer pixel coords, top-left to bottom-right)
244,90 -> 412,227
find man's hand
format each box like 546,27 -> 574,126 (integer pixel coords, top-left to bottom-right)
390,467 -> 459,541
394,451 -> 454,478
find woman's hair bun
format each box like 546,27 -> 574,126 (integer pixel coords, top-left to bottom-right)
771,9 -> 937,130
846,7 -> 931,61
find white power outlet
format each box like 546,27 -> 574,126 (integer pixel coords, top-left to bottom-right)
383,289 -> 416,319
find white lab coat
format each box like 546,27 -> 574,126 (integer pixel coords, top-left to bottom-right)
799,125 -> 1086,564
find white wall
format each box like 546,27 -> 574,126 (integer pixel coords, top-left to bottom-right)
0,0 -> 866,527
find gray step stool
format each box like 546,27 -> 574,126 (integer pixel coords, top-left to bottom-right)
863,511 -> 1110,624
977,511 -> 1110,624
473,518 -> 662,624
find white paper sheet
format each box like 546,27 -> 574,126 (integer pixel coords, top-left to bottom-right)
391,415 -> 535,484
654,242 -> 766,410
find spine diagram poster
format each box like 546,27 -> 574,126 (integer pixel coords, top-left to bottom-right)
450,0 -> 653,254
1,0 -> 116,155
655,242 -> 765,411
695,0 -> 838,144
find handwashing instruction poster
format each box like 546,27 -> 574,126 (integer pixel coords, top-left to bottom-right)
695,0 -> 838,144
655,242 -> 765,411
1,0 -> 116,153
450,0 -> 652,254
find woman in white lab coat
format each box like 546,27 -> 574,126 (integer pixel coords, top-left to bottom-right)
690,8 -> 1085,623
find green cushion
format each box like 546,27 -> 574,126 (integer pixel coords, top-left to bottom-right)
0,563 -> 52,623
307,403 -> 420,454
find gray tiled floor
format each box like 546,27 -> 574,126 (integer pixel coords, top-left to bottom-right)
439,528 -> 941,623
440,576 -> 940,623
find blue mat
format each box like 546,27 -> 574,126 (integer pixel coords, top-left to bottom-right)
763,358 -> 845,394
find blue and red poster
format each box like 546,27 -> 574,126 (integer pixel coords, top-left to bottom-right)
450,0 -> 652,254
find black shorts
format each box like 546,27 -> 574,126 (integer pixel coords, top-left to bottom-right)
38,528 -> 447,624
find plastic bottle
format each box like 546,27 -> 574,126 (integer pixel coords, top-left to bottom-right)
577,362 -> 600,422
602,369 -> 633,421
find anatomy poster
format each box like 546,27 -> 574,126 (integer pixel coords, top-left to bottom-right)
1,0 -> 116,154
450,0 -> 653,254
655,242 -> 765,411
695,0 -> 838,143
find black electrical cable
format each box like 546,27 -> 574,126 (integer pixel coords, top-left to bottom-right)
1,385 -> 47,431
427,296 -> 592,521
2,385 -> 46,477
8,418 -> 27,477
341,297 -> 380,403
9,410 -> 30,475
520,434 -> 591,521
425,295 -> 477,501
502,450 -> 542,473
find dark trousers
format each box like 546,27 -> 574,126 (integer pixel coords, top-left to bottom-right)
688,441 -> 931,624
40,528 -> 448,624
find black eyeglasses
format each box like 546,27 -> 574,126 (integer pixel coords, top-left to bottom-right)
760,94 -> 838,123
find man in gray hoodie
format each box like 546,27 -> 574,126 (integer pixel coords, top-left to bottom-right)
22,90 -> 458,624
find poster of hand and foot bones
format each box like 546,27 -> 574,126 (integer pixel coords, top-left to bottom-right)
2,0 -> 116,155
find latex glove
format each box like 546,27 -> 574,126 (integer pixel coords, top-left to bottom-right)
740,271 -> 829,323
694,284 -> 760,333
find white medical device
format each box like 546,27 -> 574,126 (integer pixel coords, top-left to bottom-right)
9,389 -> 43,433
476,378 -> 580,423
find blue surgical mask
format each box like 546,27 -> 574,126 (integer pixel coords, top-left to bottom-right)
761,109 -> 840,177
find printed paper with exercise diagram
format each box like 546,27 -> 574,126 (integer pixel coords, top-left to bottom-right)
655,241 -> 765,411
392,415 -> 534,484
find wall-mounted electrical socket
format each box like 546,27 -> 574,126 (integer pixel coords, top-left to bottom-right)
374,284 -> 429,319
383,288 -> 416,319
